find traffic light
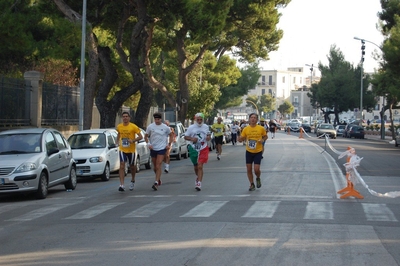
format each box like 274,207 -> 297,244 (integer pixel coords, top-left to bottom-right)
361,40 -> 365,62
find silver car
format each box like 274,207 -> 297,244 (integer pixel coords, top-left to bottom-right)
0,128 -> 77,199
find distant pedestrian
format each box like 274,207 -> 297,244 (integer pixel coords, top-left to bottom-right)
211,117 -> 225,160
184,113 -> 211,191
230,121 -> 240,145
116,112 -> 143,192
145,113 -> 174,191
259,118 -> 268,156
238,113 -> 268,191
269,119 -> 277,139
367,119 -> 371,126
163,120 -> 175,173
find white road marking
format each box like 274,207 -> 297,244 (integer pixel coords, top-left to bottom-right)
362,203 -> 398,222
65,202 -> 125,219
123,201 -> 175,218
304,202 -> 334,220
6,203 -> 75,221
242,201 -> 280,218
180,201 -> 228,217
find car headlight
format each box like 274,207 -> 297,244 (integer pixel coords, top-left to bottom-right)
15,162 -> 37,173
89,156 -> 104,163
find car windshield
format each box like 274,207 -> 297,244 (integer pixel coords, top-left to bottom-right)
68,133 -> 106,149
320,124 -> 333,129
0,133 -> 42,154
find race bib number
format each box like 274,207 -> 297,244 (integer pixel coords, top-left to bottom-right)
248,140 -> 257,149
122,138 -> 130,147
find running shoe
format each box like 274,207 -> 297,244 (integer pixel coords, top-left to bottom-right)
152,181 -> 158,191
129,181 -> 135,191
118,186 -> 125,192
217,154 -> 221,160
249,183 -> 255,191
256,178 -> 262,188
164,167 -> 169,173
195,181 -> 201,191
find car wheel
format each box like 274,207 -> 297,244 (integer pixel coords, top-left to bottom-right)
396,140 -> 399,147
183,148 -> 188,159
145,156 -> 152,169
64,166 -> 77,190
35,172 -> 48,199
136,155 -> 141,173
176,149 -> 182,160
100,163 -> 110,181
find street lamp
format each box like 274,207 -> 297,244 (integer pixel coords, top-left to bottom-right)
305,64 -> 316,124
246,100 -> 259,117
353,37 -> 384,138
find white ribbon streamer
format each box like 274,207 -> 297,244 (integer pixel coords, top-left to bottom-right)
323,135 -> 400,198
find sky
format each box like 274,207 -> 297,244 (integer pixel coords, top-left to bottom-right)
259,0 -> 384,74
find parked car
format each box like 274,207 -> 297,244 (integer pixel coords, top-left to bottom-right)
301,123 -> 312,133
169,122 -> 188,160
335,125 -> 346,136
207,126 -> 216,151
395,128 -> 400,147
343,123 -> 357,138
314,123 -> 321,134
135,128 -> 152,172
347,125 -> 365,139
0,128 -> 77,199
68,129 -> 120,181
316,123 -> 337,139
223,124 -> 232,144
285,122 -> 301,132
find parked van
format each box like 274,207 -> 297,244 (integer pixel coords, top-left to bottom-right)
168,122 -> 188,160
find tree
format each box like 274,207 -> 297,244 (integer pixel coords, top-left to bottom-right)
307,45 -> 376,125
278,100 -> 294,119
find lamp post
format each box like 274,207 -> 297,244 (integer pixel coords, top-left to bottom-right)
305,64 -> 316,124
79,0 -> 87,131
353,37 -> 384,139
246,100 -> 259,117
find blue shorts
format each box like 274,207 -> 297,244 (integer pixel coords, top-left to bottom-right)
150,149 -> 167,158
119,152 -> 136,165
245,151 -> 263,165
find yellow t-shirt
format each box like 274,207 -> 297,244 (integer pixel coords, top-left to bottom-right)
116,122 -> 141,153
241,125 -> 267,153
212,123 -> 225,137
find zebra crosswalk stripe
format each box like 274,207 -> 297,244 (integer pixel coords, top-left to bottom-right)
65,202 -> 125,219
123,201 -> 176,218
362,203 -> 398,222
304,202 -> 334,220
241,201 -> 280,218
6,203 -> 76,221
180,201 -> 228,217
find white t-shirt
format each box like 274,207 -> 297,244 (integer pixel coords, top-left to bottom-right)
231,124 -> 239,134
185,123 -> 209,151
146,123 -> 171,151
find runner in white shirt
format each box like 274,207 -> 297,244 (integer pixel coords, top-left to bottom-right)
145,113 -> 174,191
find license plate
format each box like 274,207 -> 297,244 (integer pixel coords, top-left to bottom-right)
0,178 -> 5,185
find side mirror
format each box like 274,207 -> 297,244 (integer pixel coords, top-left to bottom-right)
47,147 -> 60,156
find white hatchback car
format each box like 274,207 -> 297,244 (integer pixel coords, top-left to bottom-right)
68,129 -> 120,181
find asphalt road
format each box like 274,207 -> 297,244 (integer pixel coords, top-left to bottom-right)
0,131 -> 399,266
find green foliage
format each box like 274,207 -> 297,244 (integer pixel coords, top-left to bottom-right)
216,63 -> 260,109
278,100 -> 294,117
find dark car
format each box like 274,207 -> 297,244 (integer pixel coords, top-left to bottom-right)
395,128 -> 400,147
301,123 -> 312,133
335,125 -> 346,136
347,125 -> 365,139
343,123 -> 358,138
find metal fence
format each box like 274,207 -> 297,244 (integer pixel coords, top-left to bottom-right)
42,83 -> 79,125
0,76 -> 79,127
0,76 -> 30,127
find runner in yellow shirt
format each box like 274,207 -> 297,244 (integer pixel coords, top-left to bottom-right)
238,113 -> 268,191
211,117 -> 225,160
